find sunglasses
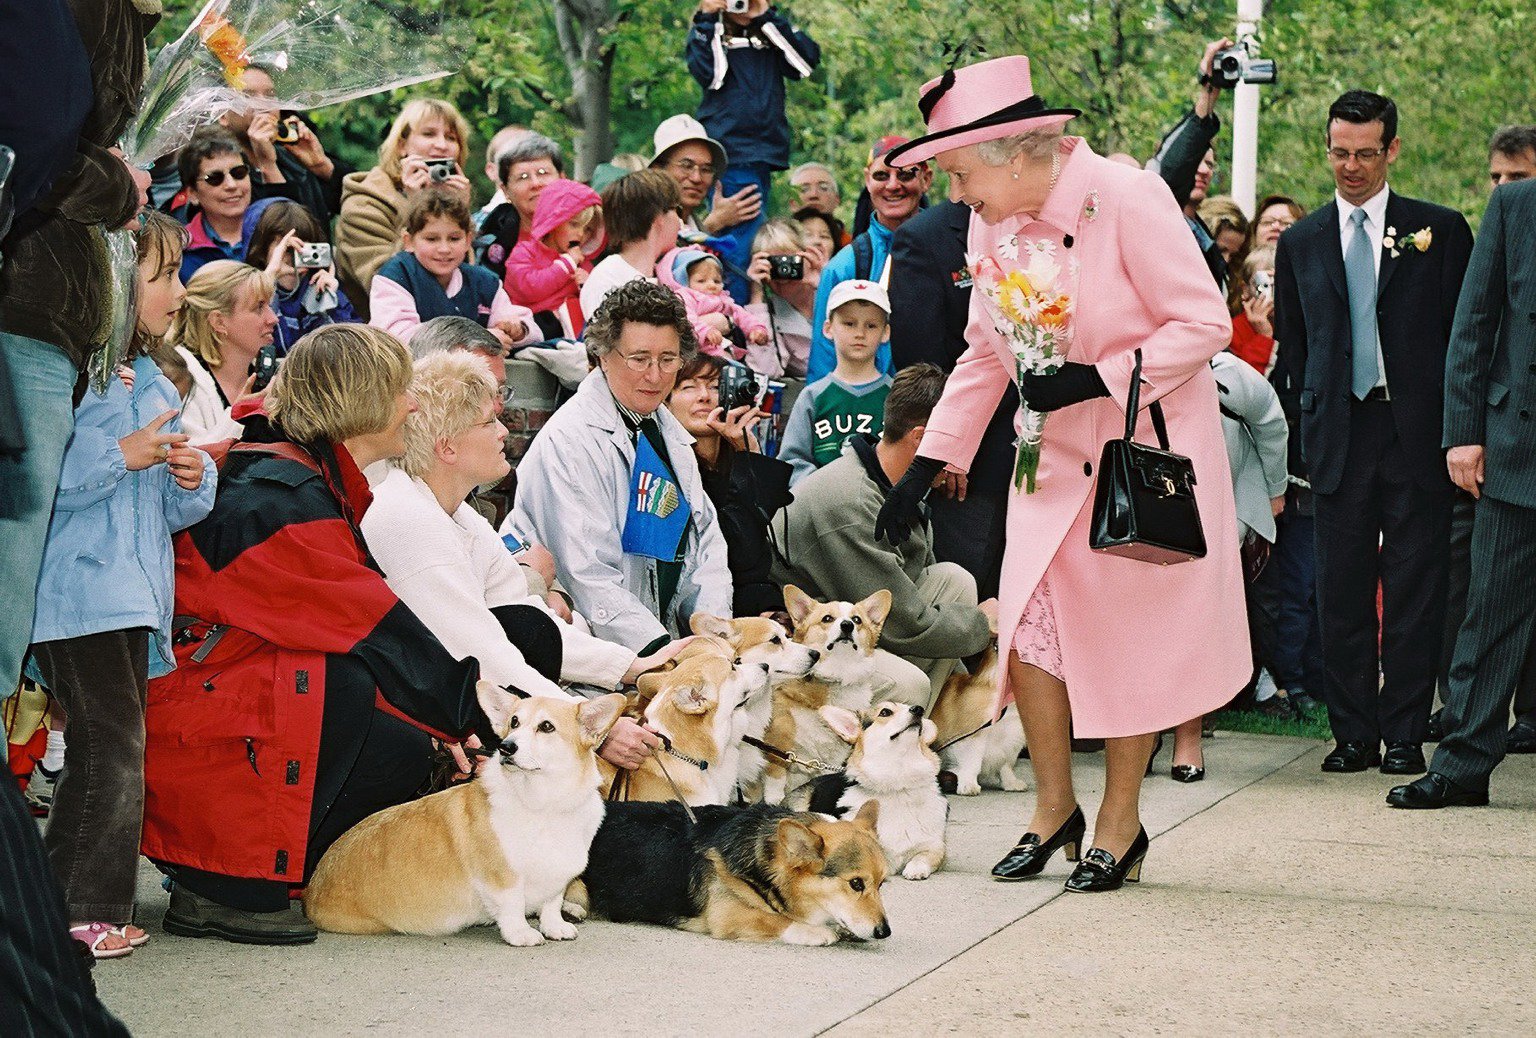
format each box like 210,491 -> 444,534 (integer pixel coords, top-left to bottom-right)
869,168 -> 920,184
199,164 -> 250,187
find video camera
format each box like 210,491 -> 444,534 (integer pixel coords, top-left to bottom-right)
1205,39 -> 1277,90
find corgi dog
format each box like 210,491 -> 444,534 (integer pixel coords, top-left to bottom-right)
570,800 -> 890,945
793,702 -> 948,880
600,653 -> 759,805
754,587 -> 893,804
690,613 -> 820,797
303,689 -> 625,947
929,646 -> 1027,795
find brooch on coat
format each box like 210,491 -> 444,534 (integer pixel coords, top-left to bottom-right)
1083,191 -> 1100,223
1383,225 -> 1432,258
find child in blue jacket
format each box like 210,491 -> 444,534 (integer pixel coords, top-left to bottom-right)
27,212 -> 217,960
686,0 -> 820,301
244,200 -> 359,356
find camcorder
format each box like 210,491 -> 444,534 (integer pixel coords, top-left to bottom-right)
294,242 -> 332,269
273,115 -> 303,145
425,158 -> 457,183
768,254 -> 803,280
252,344 -> 280,392
1206,41 -> 1277,90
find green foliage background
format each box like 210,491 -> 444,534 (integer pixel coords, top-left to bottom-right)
156,0 -> 1534,224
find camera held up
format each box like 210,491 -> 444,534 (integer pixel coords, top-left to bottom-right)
1206,39 -> 1277,90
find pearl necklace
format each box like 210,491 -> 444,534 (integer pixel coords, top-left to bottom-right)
1048,147 -> 1062,193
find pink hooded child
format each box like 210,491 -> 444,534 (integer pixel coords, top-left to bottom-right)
659,247 -> 768,361
504,179 -> 604,338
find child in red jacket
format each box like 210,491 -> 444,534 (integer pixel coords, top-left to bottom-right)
503,179 -> 604,339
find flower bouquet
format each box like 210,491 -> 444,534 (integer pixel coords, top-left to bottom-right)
93,0 -> 466,390
969,235 -> 1077,493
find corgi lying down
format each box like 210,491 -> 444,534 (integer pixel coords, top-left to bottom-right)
304,690 -> 625,947
570,800 -> 890,945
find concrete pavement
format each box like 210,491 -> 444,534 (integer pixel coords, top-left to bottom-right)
94,734 -> 1536,1036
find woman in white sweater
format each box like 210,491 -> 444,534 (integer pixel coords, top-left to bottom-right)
168,260 -> 277,445
361,350 -> 687,767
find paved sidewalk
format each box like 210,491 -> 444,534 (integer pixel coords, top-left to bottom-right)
95,734 -> 1535,1036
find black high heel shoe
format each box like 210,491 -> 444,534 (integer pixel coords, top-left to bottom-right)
1171,762 -> 1205,782
1064,826 -> 1148,893
991,806 -> 1086,882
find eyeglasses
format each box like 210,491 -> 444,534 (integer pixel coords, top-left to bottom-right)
1327,147 -> 1386,163
869,168 -> 920,184
666,158 -> 715,180
795,180 -> 836,194
511,167 -> 555,183
615,351 -> 683,373
497,384 -> 515,407
199,164 -> 250,187
1257,215 -> 1296,229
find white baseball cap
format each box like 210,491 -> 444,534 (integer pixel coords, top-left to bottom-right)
649,115 -> 728,172
826,279 -> 892,317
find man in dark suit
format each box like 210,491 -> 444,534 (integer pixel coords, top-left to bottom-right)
888,199 -> 1018,599
1388,177 -> 1536,808
1274,90 -> 1473,775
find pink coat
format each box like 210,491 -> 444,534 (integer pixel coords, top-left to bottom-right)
918,138 -> 1249,737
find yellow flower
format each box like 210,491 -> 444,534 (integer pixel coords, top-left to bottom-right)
1411,227 -> 1433,252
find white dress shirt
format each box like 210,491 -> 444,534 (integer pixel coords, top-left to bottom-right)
1336,185 -> 1390,390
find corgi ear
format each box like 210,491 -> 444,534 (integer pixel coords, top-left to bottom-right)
674,683 -> 716,715
689,613 -> 737,645
776,818 -> 826,871
475,679 -> 516,739
783,585 -> 816,626
577,693 -> 627,747
818,705 -> 862,745
858,589 -> 893,629
636,671 -> 665,700
920,718 -> 939,746
851,798 -> 881,834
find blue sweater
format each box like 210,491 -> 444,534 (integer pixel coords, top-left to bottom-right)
375,251 -> 501,326
27,355 -> 217,680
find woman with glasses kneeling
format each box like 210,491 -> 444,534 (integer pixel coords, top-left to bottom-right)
508,280 -> 733,658
143,325 -> 517,946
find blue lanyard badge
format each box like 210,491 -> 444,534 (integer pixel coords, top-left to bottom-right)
621,434 -> 692,562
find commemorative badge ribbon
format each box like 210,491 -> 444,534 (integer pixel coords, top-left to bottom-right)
622,435 -> 692,561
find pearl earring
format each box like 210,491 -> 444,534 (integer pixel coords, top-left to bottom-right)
1012,171 -> 1019,180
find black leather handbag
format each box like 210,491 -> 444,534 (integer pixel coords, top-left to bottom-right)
1089,350 -> 1207,565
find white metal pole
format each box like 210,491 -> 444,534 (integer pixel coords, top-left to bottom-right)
1230,0 -> 1265,218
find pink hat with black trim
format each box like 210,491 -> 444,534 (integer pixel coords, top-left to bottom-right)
884,56 -> 1079,168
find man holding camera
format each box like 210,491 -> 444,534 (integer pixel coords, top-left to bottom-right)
219,64 -> 349,220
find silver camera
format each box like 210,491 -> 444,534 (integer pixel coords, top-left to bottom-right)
294,242 -> 332,269
424,158 -> 456,183
726,0 -> 750,13
1208,43 -> 1277,90
1251,270 -> 1274,302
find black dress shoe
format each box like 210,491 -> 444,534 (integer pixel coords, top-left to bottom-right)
1290,691 -> 1325,721
1425,709 -> 1445,743
1321,741 -> 1381,773
1064,826 -> 1149,893
1380,741 -> 1426,775
1386,772 -> 1489,809
1507,720 -> 1536,754
1170,764 -> 1205,783
991,806 -> 1085,882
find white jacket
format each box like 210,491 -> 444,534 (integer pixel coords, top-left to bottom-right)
362,465 -> 635,696
1211,351 -> 1290,543
507,368 -> 733,650
176,346 -> 244,446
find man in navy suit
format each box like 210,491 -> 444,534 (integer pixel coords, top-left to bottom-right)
1274,91 -> 1473,776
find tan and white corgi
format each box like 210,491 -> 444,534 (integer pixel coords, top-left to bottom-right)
755,587 -> 894,804
303,689 -> 625,947
793,702 -> 948,880
690,613 -> 820,797
929,646 -> 1027,795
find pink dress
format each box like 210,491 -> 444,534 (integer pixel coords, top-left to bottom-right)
918,138 -> 1251,738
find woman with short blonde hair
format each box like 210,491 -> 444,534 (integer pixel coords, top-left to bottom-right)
336,97 -> 475,320
170,260 -> 276,444
268,324 -> 414,445
743,217 -> 822,377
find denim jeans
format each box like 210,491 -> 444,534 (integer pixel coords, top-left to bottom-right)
1270,510 -> 1324,694
0,332 -> 77,757
714,164 -> 773,304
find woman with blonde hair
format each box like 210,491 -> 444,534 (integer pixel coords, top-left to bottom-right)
170,260 -> 277,443
335,98 -> 474,319
741,217 -> 822,378
143,324 -> 516,946
1198,194 -> 1251,272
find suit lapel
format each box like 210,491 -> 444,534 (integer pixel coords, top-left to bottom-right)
1377,191 -> 1406,300
1318,201 -> 1348,305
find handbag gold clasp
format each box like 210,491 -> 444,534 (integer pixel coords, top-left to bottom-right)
1159,475 -> 1178,498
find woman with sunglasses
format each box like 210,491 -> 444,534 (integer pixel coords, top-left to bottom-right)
176,127 -> 281,283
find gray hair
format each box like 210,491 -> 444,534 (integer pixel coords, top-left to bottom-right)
497,133 -> 565,182
790,161 -> 837,186
584,280 -> 698,361
1490,125 -> 1536,159
976,129 -> 1066,166
410,316 -> 505,361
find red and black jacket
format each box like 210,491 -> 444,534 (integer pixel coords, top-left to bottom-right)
142,422 -> 486,883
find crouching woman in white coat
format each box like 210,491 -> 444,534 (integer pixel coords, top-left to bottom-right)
505,280 -> 735,655
362,349 -> 688,771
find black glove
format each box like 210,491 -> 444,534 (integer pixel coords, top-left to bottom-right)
1018,362 -> 1109,413
874,455 -> 946,546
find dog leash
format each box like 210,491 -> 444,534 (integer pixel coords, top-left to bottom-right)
605,734 -> 701,825
740,735 -> 839,776
932,705 -> 1013,754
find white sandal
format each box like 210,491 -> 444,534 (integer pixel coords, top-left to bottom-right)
113,923 -> 150,948
69,921 -> 133,960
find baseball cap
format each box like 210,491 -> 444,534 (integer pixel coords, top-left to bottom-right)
826,279 -> 892,316
650,115 -> 728,172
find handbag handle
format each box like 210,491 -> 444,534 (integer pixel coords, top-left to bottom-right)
1123,349 -> 1171,451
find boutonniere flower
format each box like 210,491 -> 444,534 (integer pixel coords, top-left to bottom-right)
1083,190 -> 1099,223
1383,225 -> 1433,258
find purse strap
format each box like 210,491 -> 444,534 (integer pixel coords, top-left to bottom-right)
1123,349 -> 1171,451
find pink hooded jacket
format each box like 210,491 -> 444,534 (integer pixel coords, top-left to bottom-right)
504,179 -> 604,335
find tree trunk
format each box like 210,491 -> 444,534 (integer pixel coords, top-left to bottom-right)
551,0 -> 617,180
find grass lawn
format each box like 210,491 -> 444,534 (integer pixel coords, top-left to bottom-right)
1211,707 -> 1332,741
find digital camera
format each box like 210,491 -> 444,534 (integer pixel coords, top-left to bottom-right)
425,158 -> 457,183
273,115 -> 302,145
726,0 -> 750,13
1251,269 -> 1274,302
252,343 -> 280,392
1207,43 -> 1277,90
294,242 -> 332,269
768,254 -> 804,280
718,364 -> 759,411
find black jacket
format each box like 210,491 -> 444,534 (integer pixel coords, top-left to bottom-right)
699,447 -> 793,616
1148,108 -> 1226,289
1274,191 -> 1474,496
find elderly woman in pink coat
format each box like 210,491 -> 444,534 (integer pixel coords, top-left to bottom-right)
877,56 -> 1249,892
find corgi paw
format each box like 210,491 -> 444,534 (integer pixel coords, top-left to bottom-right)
540,918 -> 579,942
499,922 -> 545,947
997,765 -> 1027,791
780,922 -> 838,946
902,859 -> 935,880
953,777 -> 982,796
560,899 -> 588,923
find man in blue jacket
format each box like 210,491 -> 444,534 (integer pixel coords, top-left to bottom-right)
686,0 -> 820,301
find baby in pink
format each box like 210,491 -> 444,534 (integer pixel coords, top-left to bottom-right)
668,248 -> 768,361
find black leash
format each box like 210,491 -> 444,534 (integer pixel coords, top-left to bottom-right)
741,734 -> 839,776
932,705 -> 1012,754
